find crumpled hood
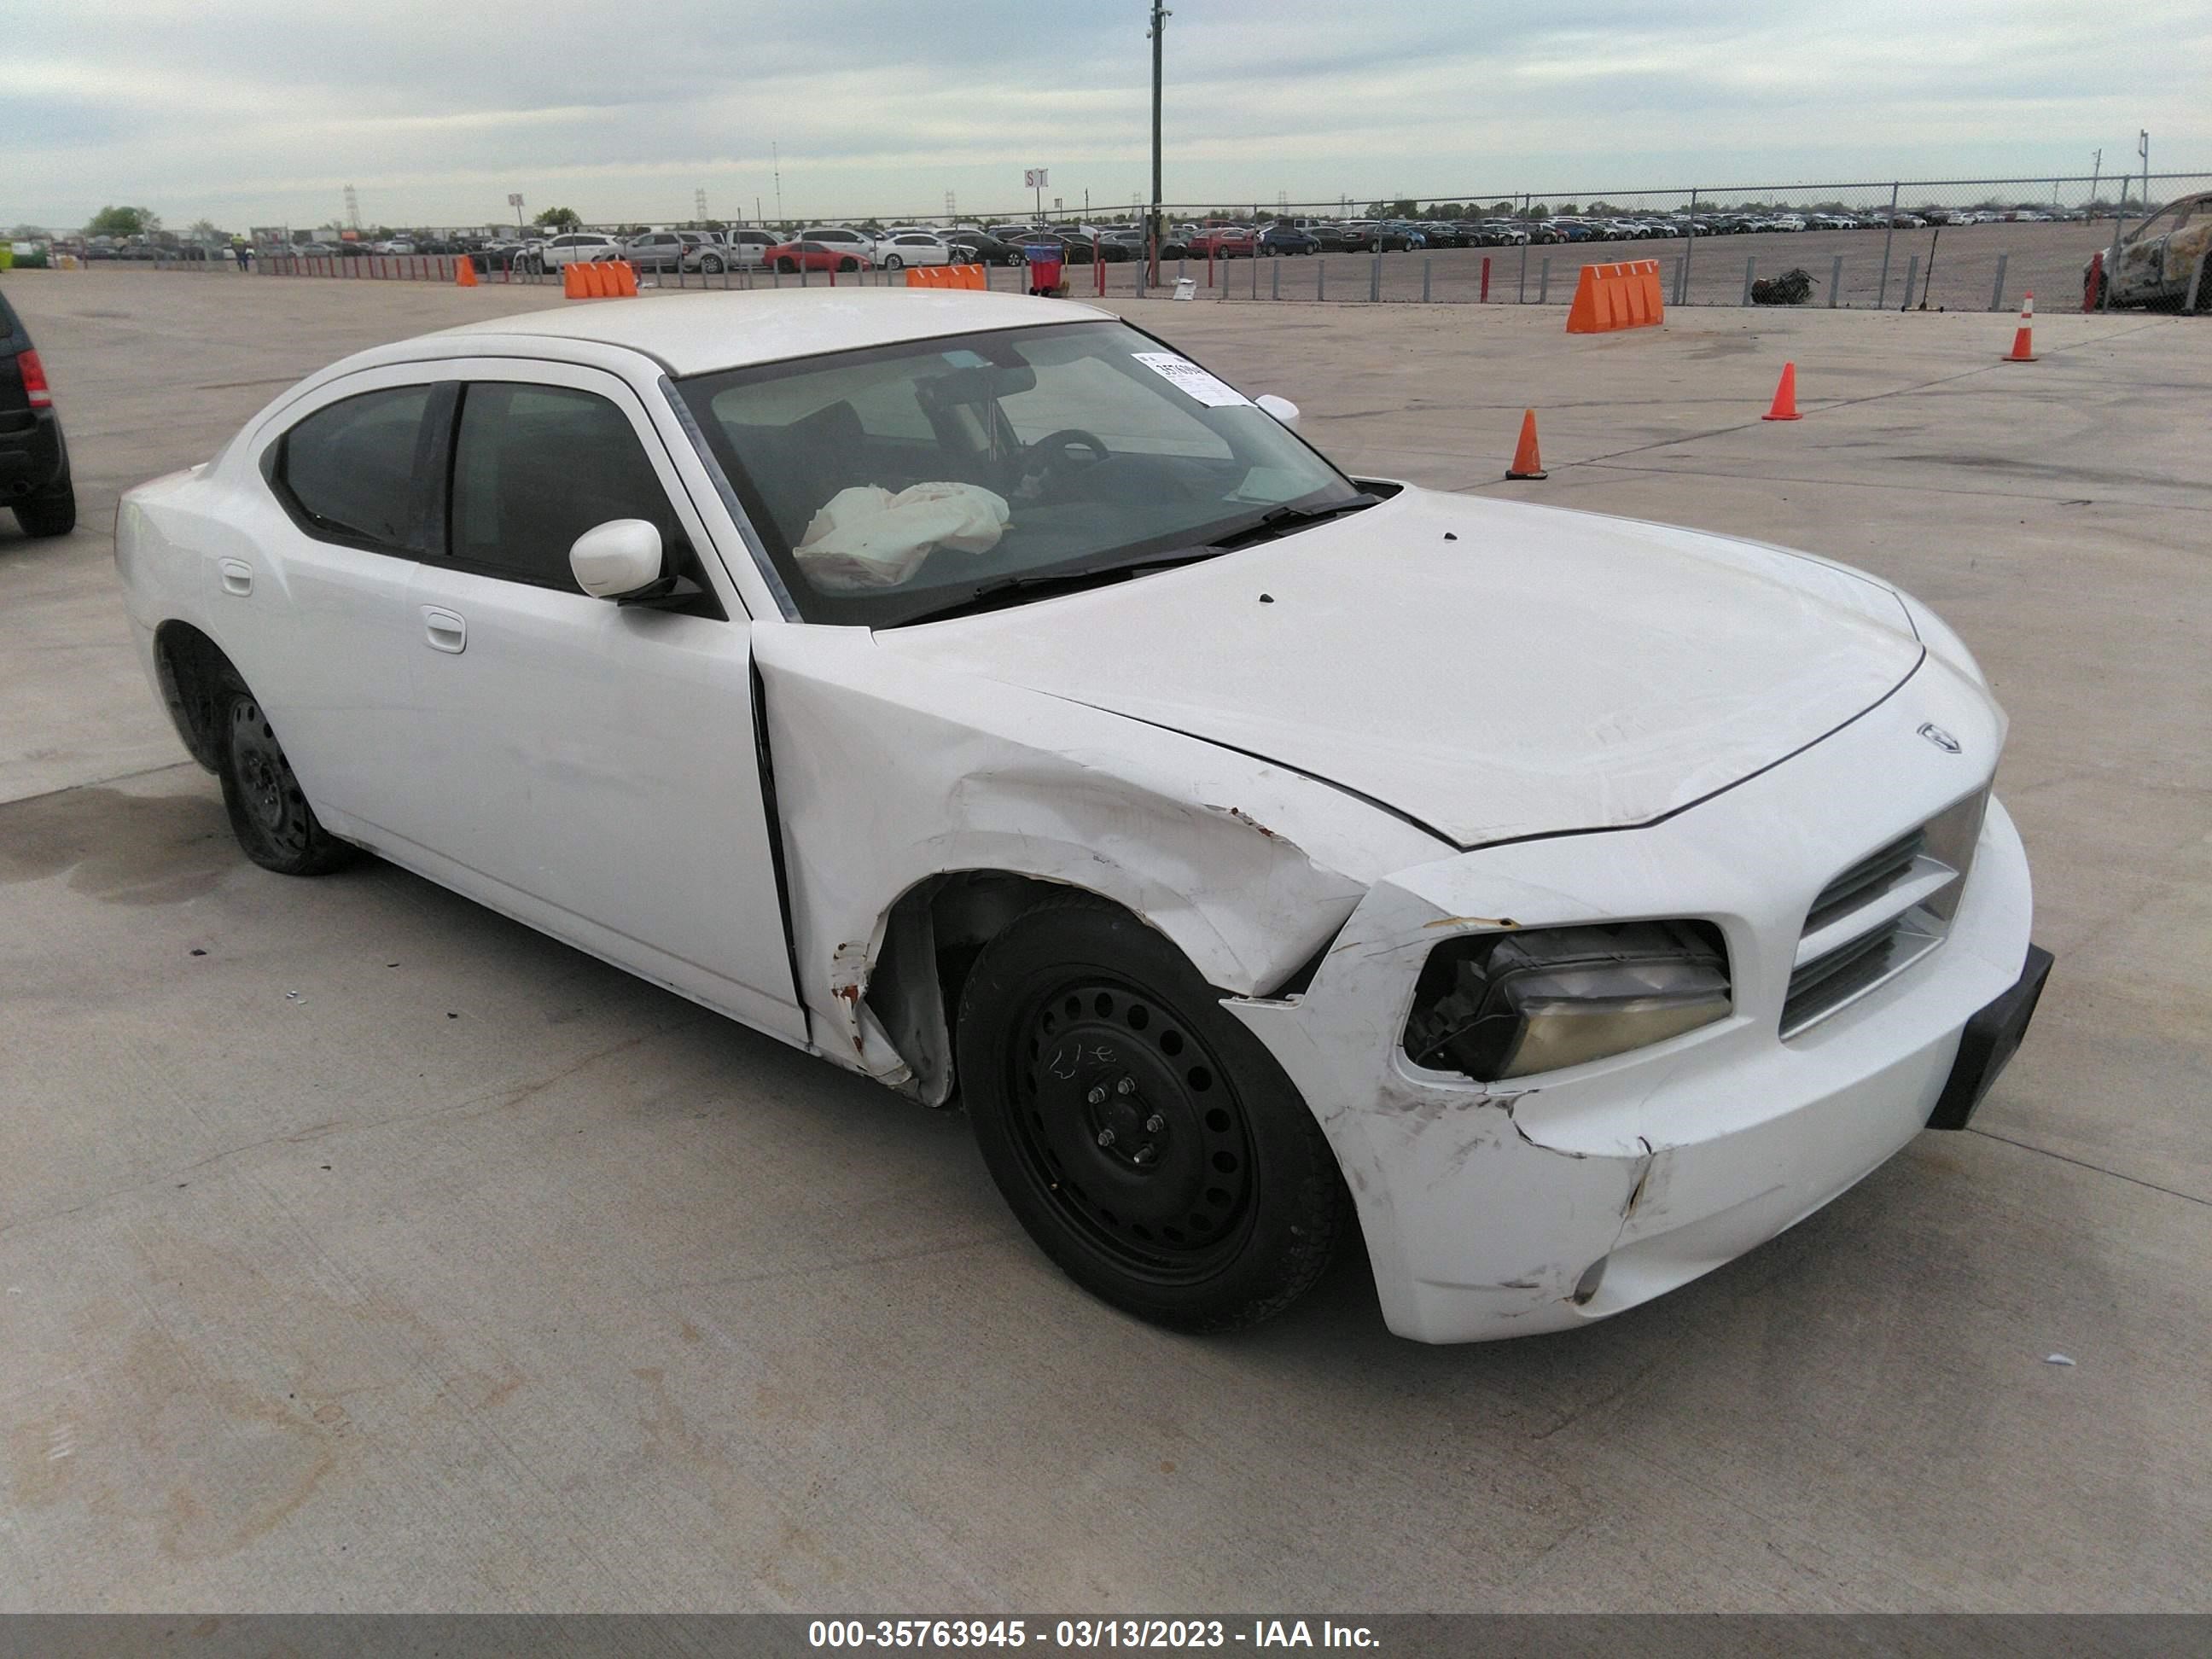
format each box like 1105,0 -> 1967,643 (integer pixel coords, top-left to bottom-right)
874,488 -> 1924,848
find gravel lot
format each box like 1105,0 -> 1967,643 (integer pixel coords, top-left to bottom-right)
2,271 -> 2207,1615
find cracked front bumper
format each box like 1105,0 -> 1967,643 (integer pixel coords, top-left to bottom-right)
1227,670 -> 2036,1343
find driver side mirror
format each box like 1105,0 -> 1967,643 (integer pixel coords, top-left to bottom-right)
569,518 -> 667,599
1254,393 -> 1301,430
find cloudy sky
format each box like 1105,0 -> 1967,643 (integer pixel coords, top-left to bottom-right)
10,0 -> 2208,230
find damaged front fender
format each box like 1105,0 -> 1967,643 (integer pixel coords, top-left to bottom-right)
751,625 -> 1450,1096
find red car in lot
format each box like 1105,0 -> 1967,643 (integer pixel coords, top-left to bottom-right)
764,240 -> 875,275
1185,226 -> 1258,259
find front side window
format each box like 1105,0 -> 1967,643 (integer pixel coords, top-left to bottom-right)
274,384 -> 434,552
676,320 -> 1360,627
448,382 -> 683,589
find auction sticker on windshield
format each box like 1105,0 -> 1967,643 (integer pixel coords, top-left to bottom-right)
1131,352 -> 1251,408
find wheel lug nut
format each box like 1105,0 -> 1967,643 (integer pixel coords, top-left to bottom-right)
1115,1076 -> 1138,1096
1096,1128 -> 1116,1148
1086,1086 -> 1106,1105
1145,1115 -> 1165,1133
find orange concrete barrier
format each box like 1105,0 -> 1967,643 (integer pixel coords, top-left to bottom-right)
1565,259 -> 1665,334
905,264 -> 987,289
612,260 -> 638,297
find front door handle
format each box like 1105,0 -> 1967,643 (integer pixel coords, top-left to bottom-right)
218,558 -> 253,597
422,607 -> 467,654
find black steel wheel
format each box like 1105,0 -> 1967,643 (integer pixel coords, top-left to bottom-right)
958,896 -> 1349,1332
216,692 -> 356,876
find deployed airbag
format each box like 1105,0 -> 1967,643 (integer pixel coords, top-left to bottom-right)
795,482 -> 1011,590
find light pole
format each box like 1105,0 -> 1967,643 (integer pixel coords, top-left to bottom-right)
1148,3 -> 1170,282
2139,129 -> 2151,208
2089,148 -> 2101,216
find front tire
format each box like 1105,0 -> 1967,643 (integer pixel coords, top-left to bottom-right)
838,257 -> 860,272
217,692 -> 356,876
958,897 -> 1349,1334
15,483 -> 75,538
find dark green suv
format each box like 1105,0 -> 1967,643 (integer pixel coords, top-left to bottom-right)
0,288 -> 74,538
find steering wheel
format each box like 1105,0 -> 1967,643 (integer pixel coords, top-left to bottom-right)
1022,428 -> 1111,481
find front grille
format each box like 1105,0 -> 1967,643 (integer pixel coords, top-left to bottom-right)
1781,789 -> 1988,1037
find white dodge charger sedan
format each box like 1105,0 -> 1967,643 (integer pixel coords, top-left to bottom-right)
115,289 -> 2051,1342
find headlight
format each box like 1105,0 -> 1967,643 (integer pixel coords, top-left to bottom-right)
1402,921 -> 1731,1082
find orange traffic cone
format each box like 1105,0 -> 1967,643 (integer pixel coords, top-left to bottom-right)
1505,409 -> 1546,480
1762,362 -> 1802,421
455,256 -> 478,288
2003,293 -> 2038,361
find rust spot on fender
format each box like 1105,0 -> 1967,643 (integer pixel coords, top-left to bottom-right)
1204,803 -> 1284,842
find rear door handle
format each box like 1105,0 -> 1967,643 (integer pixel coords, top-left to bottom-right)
422,607 -> 467,654
218,558 -> 253,597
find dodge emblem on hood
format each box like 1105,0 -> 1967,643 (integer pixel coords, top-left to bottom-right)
1918,723 -> 1963,754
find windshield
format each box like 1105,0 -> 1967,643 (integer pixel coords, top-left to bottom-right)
674,319 -> 1360,626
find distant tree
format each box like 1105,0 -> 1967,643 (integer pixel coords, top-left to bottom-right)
86,205 -> 160,237
187,218 -> 221,243
1557,203 -> 1580,216
533,207 -> 582,232
1521,203 -> 1549,219
8,223 -> 51,241
1491,201 -> 1513,215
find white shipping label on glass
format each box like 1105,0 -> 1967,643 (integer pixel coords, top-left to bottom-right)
1131,352 -> 1253,408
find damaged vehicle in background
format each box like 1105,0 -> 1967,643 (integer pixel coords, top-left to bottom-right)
2087,191 -> 2212,308
113,289 -> 2051,1343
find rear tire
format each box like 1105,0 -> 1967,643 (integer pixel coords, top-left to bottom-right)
216,690 -> 357,876
15,483 -> 75,538
838,257 -> 859,272
957,895 -> 1349,1334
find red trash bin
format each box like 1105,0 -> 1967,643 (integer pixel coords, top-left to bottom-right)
1023,244 -> 1064,296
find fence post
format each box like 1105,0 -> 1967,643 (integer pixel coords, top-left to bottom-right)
1317,257 -> 1324,300
1480,255 -> 1490,303
1134,259 -> 1144,299
1537,256 -> 1550,304
1877,182 -> 1900,307
1680,184 -> 1697,300
2189,247 -> 2209,315
1669,254 -> 1680,306
2101,206 -> 2133,311
1369,247 -> 1380,302
1989,252 -> 2009,312
1271,259 -> 1279,300
1901,253 -> 1918,311
1421,257 -> 1431,302
1742,256 -> 1755,306
1830,253 -> 1843,307
1517,230 -> 1529,301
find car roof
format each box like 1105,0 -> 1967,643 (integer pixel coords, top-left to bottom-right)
428,288 -> 1113,375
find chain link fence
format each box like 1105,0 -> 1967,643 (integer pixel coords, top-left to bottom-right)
124,170 -> 2209,314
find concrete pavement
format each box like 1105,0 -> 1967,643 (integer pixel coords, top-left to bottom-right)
1,269 -> 2206,1612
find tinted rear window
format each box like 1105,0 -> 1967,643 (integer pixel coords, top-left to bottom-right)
277,386 -> 434,551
